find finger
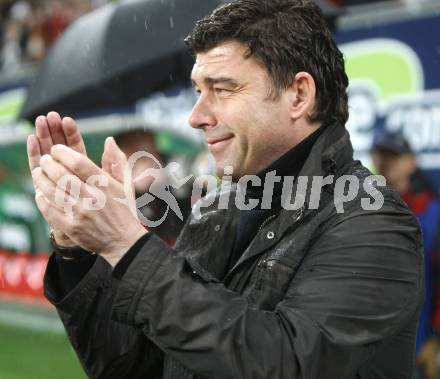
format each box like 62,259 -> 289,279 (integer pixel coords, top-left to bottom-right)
39,154 -> 92,202
62,117 -> 87,155
102,137 -> 127,182
112,163 -> 126,184
32,166 -> 60,203
27,134 -> 42,171
31,167 -> 42,190
50,144 -> 101,181
33,166 -> 82,213
101,137 -> 113,174
47,111 -> 67,145
35,115 -> 54,154
40,153 -> 110,207
39,154 -> 72,186
35,189 -> 72,229
111,148 -> 128,184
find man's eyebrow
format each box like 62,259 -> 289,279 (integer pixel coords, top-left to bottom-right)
191,77 -> 240,88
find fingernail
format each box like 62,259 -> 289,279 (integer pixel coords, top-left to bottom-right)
51,144 -> 63,153
40,154 -> 51,162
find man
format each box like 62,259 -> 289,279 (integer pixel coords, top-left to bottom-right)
371,131 -> 440,379
27,1 -> 423,378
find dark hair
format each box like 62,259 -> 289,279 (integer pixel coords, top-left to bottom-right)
185,0 -> 349,125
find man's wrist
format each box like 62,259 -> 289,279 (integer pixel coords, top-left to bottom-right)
51,229 -> 76,248
102,227 -> 148,267
113,232 -> 152,279
50,230 -> 95,260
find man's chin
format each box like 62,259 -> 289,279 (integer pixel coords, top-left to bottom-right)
215,165 -> 246,182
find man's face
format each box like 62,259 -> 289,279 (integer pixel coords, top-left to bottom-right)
372,149 -> 416,192
117,131 -> 164,193
189,41 -> 299,178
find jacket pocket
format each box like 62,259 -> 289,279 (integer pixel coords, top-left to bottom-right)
251,258 -> 296,310
184,256 -> 221,284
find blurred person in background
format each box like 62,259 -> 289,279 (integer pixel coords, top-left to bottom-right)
0,1 -> 31,72
372,131 -> 440,379
115,129 -> 191,246
0,0 -> 107,72
0,1 -> 17,49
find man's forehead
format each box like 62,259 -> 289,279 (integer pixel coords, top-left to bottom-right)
191,41 -> 249,80
196,42 -> 247,63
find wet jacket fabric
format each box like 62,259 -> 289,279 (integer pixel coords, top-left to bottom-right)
44,122 -> 424,379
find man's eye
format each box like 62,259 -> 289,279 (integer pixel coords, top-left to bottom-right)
214,88 -> 230,95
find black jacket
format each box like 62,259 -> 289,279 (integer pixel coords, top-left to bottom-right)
44,123 -> 424,379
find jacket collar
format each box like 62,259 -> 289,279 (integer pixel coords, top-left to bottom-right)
276,120 -> 354,229
227,121 -> 354,272
186,121 -> 354,278
297,120 -> 353,179
245,125 -> 324,206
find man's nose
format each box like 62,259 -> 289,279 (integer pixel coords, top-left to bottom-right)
189,95 -> 217,131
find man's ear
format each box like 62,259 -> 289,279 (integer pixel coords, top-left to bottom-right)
288,72 -> 317,121
407,154 -> 418,175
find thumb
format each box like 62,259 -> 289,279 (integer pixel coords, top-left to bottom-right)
102,137 -> 127,182
105,138 -> 137,216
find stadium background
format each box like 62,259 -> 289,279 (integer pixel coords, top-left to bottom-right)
1,1 -> 439,378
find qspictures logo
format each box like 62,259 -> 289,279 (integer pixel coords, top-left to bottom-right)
53,152 -> 386,227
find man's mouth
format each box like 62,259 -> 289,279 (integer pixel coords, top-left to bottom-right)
206,135 -> 234,154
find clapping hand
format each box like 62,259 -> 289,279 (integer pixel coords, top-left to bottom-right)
27,112 -> 87,248
27,111 -> 146,266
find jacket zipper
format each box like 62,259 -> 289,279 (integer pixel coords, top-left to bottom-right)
255,258 -> 293,290
264,259 -> 292,272
257,205 -> 304,237
227,208 -> 303,281
225,214 -> 278,281
257,214 -> 278,234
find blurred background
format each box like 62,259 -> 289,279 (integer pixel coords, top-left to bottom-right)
1,0 -> 440,378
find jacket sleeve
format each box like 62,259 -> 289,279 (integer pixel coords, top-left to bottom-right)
44,253 -> 164,379
112,199 -> 423,379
